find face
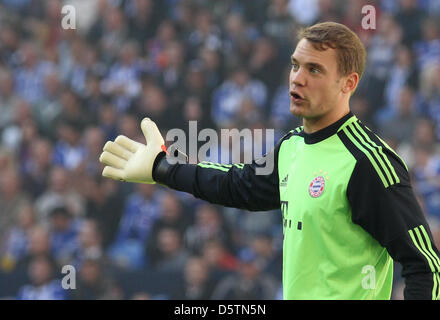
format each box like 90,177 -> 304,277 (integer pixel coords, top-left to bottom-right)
29,257 -> 52,286
289,39 -> 352,124
80,260 -> 101,284
184,258 -> 208,285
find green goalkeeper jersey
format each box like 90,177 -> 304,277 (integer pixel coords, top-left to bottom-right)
277,114 -> 393,299
156,112 -> 440,300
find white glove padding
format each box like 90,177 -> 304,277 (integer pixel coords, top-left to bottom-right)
99,118 -> 164,184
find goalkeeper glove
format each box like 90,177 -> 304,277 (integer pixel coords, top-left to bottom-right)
99,117 -> 165,184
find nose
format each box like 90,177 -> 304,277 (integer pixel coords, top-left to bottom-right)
290,67 -> 306,87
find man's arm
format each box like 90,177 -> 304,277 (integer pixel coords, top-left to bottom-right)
153,155 -> 279,212
347,147 -> 440,300
153,136 -> 289,212
99,117 -> 292,212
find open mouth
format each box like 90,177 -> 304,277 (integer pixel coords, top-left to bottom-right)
290,91 -> 304,101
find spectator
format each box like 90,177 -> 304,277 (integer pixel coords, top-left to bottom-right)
81,176 -> 125,249
52,120 -> 87,171
350,93 -> 376,131
34,166 -> 85,222
176,255 -> 216,300
157,40 -> 188,107
16,118 -> 40,175
182,60 -> 211,108
211,65 -> 267,128
187,8 -> 222,57
60,38 -> 89,96
82,73 -> 106,124
16,254 -> 66,300
378,86 -> 420,145
79,126 -> 105,177
200,239 -> 238,280
47,206 -> 80,267
107,184 -> 162,270
398,118 -> 438,169
413,18 -> 440,70
56,88 -> 90,131
363,13 -> 402,112
144,19 -> 178,74
181,95 -> 217,132
419,63 -> 440,139
101,41 -> 142,113
97,103 -> 119,142
0,204 -> 35,272
222,12 -> 258,63
70,255 -> 120,300
395,0 -> 426,47
125,0 -> 159,44
0,167 -> 31,237
198,46 -> 224,92
248,36 -> 285,97
132,84 -> 176,132
72,219 -> 104,269
1,99 -> 34,154
411,144 -> 440,220
0,24 -> 20,67
249,232 -> 282,281
96,5 -> 129,63
383,45 -> 419,116
0,70 -> 18,131
12,225 -> 54,293
210,247 -> 278,300
17,225 -> 48,259
263,0 -> 297,54
315,0 -> 341,23
184,204 -> 235,255
146,191 -> 191,266
34,71 -> 63,138
152,227 -> 189,274
21,138 -> 52,199
13,42 -> 54,105
170,0 -> 196,39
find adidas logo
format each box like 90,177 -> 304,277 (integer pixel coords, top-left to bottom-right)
280,174 -> 289,187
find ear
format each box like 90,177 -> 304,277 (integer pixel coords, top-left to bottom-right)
341,72 -> 359,94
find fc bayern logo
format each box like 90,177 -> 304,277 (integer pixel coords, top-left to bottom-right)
309,176 -> 325,198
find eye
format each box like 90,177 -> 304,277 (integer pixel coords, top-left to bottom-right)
291,62 -> 299,70
310,67 -> 320,74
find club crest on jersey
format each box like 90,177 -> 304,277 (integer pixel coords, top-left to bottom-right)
309,175 -> 325,198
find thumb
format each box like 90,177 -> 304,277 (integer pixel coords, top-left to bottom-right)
140,118 -> 164,145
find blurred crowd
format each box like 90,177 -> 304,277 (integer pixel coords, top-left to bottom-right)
0,0 -> 439,300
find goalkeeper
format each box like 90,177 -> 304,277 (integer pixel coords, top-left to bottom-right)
99,22 -> 440,300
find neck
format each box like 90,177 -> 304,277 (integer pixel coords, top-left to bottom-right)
302,106 -> 350,134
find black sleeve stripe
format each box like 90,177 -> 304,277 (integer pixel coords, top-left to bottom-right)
338,120 -> 410,188
337,129 -> 365,160
357,120 -> 409,172
408,225 -> 440,299
408,225 -> 440,273
351,122 -> 398,185
343,124 -> 395,188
